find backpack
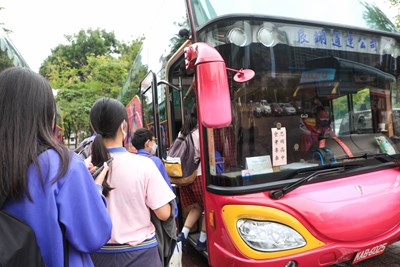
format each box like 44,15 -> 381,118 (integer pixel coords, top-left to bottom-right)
164,132 -> 199,186
0,199 -> 45,267
75,135 -> 95,159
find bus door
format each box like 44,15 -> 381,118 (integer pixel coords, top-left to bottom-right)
139,71 -> 163,158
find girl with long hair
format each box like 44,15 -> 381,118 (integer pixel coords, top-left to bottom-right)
0,67 -> 112,267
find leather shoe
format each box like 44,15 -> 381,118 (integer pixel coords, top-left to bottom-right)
177,232 -> 187,245
195,239 -> 207,251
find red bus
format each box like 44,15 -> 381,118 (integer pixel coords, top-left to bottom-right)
121,1 -> 400,266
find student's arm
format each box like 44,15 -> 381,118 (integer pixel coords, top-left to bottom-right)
57,156 -> 112,253
145,160 -> 176,222
153,202 -> 172,221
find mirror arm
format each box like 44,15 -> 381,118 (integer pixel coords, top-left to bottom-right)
226,67 -> 242,73
183,80 -> 195,100
157,80 -> 182,91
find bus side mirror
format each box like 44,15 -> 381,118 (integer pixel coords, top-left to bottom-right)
196,61 -> 231,128
185,43 -> 254,128
186,43 -> 231,128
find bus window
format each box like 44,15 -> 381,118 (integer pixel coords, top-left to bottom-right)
336,89 -> 373,136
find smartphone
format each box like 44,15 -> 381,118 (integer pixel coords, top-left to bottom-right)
92,157 -> 114,178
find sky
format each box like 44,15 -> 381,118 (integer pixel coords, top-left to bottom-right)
0,0 -> 397,73
0,0 -> 164,72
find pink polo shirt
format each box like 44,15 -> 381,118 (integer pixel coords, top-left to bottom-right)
106,147 -> 175,246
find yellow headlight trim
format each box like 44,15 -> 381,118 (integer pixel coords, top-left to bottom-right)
222,205 -> 325,259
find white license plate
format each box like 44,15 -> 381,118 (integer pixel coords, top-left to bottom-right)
352,243 -> 387,264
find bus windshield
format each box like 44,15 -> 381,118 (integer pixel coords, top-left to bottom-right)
193,15 -> 400,187
190,0 -> 397,32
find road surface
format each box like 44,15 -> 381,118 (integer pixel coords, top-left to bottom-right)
182,241 -> 400,267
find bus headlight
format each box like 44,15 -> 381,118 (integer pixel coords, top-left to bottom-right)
237,219 -> 306,252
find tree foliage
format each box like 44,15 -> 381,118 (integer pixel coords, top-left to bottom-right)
362,1 -> 397,32
388,0 -> 400,28
40,28 -> 143,145
0,7 -> 11,33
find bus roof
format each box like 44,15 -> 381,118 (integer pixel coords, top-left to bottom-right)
190,0 -> 397,33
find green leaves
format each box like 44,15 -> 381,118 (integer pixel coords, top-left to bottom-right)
40,28 -> 143,146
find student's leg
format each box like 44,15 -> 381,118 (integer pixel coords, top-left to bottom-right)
178,177 -> 203,242
183,203 -> 202,230
196,214 -> 207,251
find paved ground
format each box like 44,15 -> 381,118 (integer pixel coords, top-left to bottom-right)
182,243 -> 209,267
182,241 -> 400,267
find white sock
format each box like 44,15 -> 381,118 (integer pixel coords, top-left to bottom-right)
181,227 -> 190,238
199,231 -> 207,242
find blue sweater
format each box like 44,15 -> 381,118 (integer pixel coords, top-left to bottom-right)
4,149 -> 112,267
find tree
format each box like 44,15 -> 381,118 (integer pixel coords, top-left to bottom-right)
362,1 -> 397,32
40,28 -> 121,82
0,7 -> 11,33
387,0 -> 400,28
40,28 -> 143,146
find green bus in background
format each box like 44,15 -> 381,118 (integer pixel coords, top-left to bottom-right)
0,29 -> 29,72
0,30 -> 64,143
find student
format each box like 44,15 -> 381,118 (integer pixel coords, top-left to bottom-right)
88,97 -> 176,267
132,128 -> 178,266
131,127 -> 178,217
0,67 -> 112,267
176,110 -> 207,251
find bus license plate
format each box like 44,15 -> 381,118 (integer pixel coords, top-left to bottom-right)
352,243 -> 387,264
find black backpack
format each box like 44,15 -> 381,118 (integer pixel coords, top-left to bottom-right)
164,132 -> 200,186
0,195 -> 45,267
0,146 -> 69,267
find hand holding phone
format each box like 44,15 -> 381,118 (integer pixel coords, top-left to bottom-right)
92,157 -> 114,179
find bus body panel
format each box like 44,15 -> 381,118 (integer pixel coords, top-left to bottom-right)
204,169 -> 400,266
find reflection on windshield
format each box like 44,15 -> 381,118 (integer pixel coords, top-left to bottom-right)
190,0 -> 397,33
202,19 -> 400,186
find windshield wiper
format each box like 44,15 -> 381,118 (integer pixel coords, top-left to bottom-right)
335,153 -> 400,168
270,167 -> 345,200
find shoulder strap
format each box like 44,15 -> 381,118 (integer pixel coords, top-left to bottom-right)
188,132 -> 194,145
187,133 -> 200,165
319,137 -> 353,157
